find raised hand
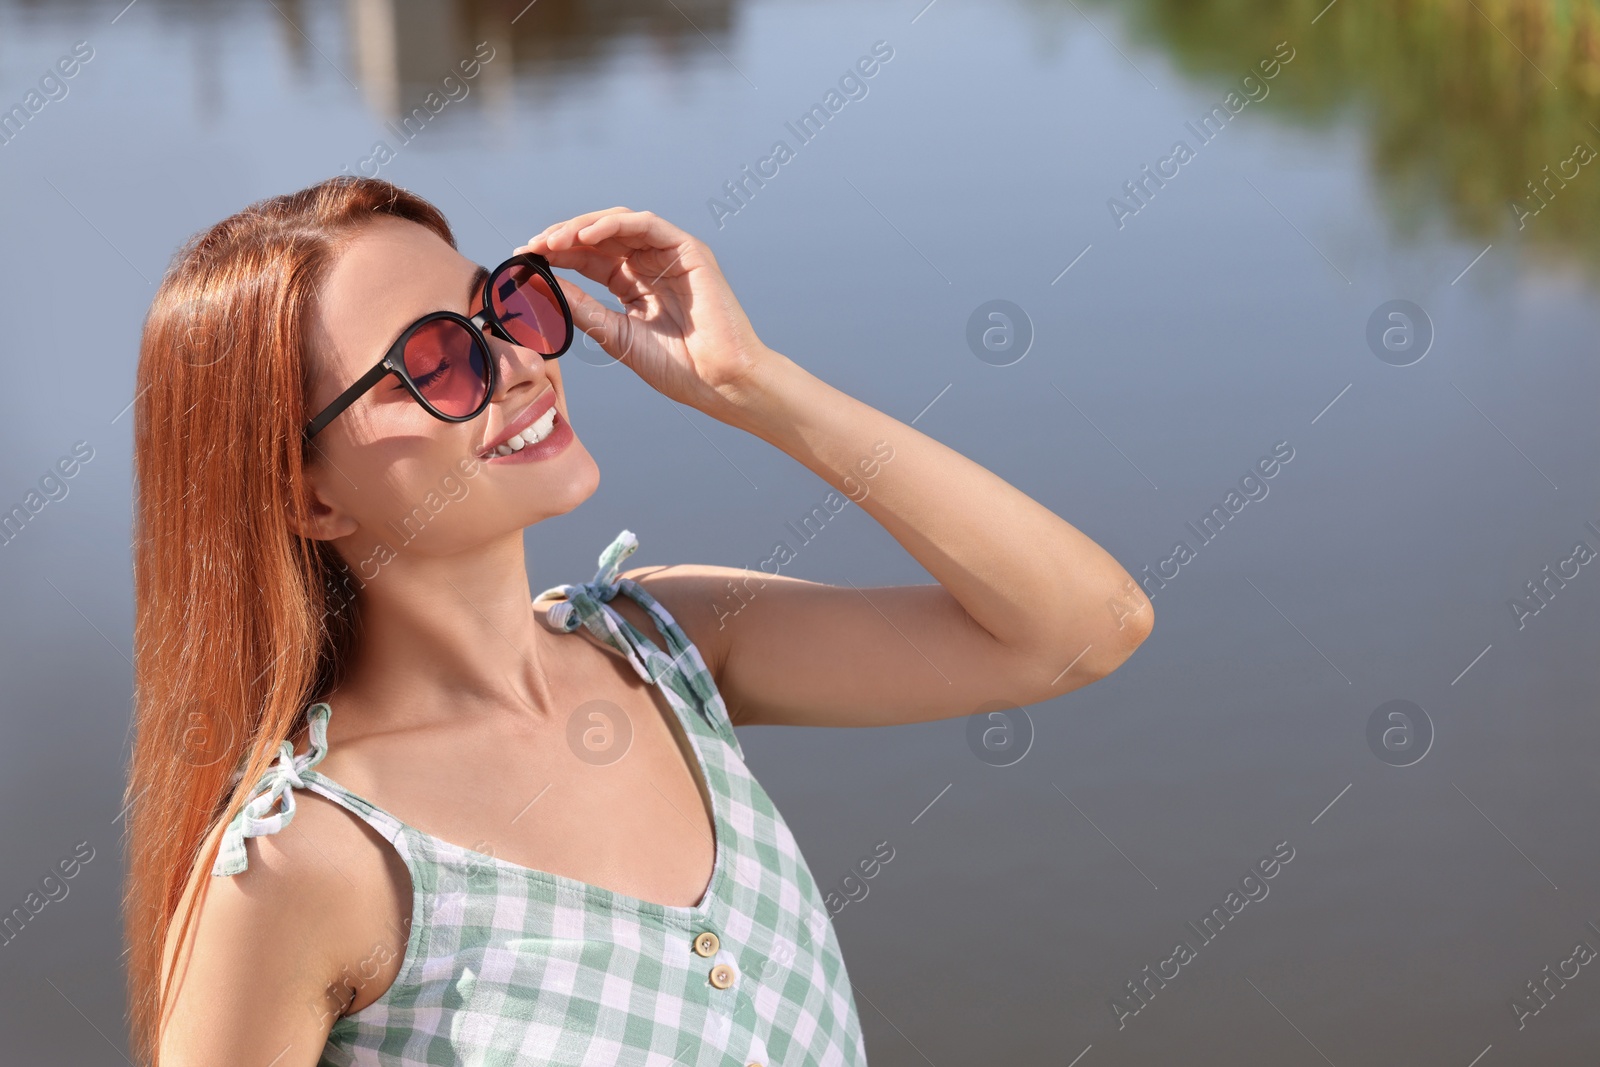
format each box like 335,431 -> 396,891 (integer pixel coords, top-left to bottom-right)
516,209 -> 773,421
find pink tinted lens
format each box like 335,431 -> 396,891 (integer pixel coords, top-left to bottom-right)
402,318 -> 490,417
489,263 -> 569,355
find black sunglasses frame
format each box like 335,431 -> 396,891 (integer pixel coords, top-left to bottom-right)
302,252 -> 574,441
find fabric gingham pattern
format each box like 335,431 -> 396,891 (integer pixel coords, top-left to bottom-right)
213,528 -> 868,1067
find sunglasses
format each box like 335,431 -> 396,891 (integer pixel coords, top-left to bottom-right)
303,252 -> 574,441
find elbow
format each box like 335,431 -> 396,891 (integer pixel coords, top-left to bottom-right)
982,584 -> 1155,703
1094,581 -> 1155,676
1102,601 -> 1155,675
1030,599 -> 1154,696
1078,624 -> 1153,685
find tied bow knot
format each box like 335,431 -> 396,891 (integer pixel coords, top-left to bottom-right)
536,529 -> 666,685
211,704 -> 332,877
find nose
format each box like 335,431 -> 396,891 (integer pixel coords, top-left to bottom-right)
479,324 -> 548,404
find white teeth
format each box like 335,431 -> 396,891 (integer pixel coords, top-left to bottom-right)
485,406 -> 558,459
525,407 -> 558,444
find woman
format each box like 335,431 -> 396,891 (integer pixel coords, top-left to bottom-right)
128,176 -> 1153,1066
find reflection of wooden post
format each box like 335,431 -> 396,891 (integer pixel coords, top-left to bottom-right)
192,4 -> 225,129
342,0 -> 744,128
475,4 -> 515,133
348,0 -> 399,120
349,0 -> 463,123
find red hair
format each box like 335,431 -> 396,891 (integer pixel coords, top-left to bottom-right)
124,176 -> 455,1064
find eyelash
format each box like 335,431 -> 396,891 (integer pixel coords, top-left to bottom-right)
392,278 -> 489,393
411,362 -> 450,389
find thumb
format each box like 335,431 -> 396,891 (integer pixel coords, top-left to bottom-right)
557,280 -> 633,363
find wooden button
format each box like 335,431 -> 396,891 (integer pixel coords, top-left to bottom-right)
709,963 -> 735,989
693,931 -> 720,957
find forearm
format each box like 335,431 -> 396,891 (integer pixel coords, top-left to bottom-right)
720,347 -> 1152,672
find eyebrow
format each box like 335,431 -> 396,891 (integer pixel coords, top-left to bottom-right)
467,263 -> 490,314
380,264 -> 493,384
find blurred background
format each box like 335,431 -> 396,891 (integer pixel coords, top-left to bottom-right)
1,0 -> 1598,1062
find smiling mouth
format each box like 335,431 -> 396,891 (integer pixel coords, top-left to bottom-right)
476,388 -> 560,460
481,406 -> 559,458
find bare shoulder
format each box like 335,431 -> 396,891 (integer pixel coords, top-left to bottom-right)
159,788 -> 410,1063
612,562 -> 760,674
616,563 -> 820,671
534,559 -> 817,723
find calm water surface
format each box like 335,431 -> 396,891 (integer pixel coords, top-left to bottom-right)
1,0 -> 1597,1063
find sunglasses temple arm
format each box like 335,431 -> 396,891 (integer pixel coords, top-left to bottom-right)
304,359 -> 394,440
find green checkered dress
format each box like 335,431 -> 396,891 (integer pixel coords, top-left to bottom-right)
212,529 -> 869,1066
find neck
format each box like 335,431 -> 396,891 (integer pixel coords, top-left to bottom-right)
329,529 -> 560,732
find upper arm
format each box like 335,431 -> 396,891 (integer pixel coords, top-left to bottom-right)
618,563 -> 1138,730
158,794 -> 407,1066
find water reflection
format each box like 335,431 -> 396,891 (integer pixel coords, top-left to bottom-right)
1020,0 -> 1600,276
3,0 -> 739,121
16,0 -> 1599,274
1,1 -> 1596,1063
344,0 -> 738,118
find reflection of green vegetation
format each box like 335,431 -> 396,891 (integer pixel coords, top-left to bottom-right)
1028,0 -> 1600,271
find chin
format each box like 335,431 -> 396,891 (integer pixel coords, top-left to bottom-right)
518,449 -> 601,526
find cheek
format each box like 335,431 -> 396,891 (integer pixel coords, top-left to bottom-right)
343,456 -> 421,526
331,437 -> 462,523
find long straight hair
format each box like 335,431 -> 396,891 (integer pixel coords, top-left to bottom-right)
124,176 -> 455,1065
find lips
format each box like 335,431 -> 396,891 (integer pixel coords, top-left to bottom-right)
478,388 -> 558,460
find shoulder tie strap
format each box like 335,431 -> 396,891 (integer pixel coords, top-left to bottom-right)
536,530 -> 732,753
535,529 -> 673,686
211,704 -> 332,877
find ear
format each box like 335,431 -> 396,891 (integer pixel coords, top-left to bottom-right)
287,459 -> 361,543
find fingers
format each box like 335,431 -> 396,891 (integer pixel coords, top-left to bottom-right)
530,245 -> 623,286
525,209 -> 700,258
555,279 -> 636,364
521,209 -> 706,307
518,207 -> 633,254
535,245 -> 650,305
567,211 -> 695,253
